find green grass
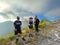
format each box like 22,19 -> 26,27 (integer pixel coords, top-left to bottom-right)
0,28 -> 30,45
39,22 -> 46,28
0,21 -> 48,45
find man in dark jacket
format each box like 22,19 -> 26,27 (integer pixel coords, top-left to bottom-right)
34,16 -> 40,35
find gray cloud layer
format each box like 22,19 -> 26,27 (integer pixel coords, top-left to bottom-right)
0,0 -> 60,20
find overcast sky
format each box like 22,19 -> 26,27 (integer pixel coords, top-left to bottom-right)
0,0 -> 60,22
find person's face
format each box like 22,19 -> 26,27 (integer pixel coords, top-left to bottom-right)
29,19 -> 33,21
34,17 -> 37,20
17,18 -> 20,21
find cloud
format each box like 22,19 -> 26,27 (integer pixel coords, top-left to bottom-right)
0,15 -> 9,23
44,0 -> 60,18
0,0 -> 60,22
23,16 -> 34,20
0,0 -> 49,13
45,8 -> 60,18
0,0 -> 49,19
0,1 -> 10,12
0,0 -> 49,14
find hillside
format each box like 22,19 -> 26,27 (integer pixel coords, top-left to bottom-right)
0,19 -> 60,45
0,21 -> 13,38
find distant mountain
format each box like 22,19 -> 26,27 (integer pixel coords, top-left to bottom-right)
52,19 -> 60,24
0,21 -> 13,37
41,19 -> 51,22
0,21 -> 28,38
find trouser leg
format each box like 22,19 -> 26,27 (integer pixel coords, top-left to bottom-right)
35,25 -> 38,32
35,25 -> 39,35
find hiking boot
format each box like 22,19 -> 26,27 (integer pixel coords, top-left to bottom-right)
35,32 -> 39,36
22,37 -> 26,41
29,33 -> 33,37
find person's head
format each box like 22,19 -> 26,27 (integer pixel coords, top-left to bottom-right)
29,17 -> 33,21
17,16 -> 20,20
34,16 -> 37,20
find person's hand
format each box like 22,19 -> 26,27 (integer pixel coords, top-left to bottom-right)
14,29 -> 17,31
33,23 -> 35,24
28,24 -> 30,26
33,23 -> 35,25
20,26 -> 21,28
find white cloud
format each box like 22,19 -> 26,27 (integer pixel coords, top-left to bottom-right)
0,15 -> 9,23
23,16 -> 34,20
0,0 -> 49,13
0,1 -> 10,12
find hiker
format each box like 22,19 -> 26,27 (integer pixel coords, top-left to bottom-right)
28,17 -> 33,37
13,16 -> 26,44
34,16 -> 40,35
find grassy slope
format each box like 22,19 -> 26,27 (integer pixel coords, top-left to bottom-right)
0,28 -> 30,45
0,20 -> 51,45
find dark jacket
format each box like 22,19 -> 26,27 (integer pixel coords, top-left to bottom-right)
34,19 -> 40,26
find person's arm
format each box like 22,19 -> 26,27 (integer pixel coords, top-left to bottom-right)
20,21 -> 22,28
14,22 -> 17,31
37,19 -> 40,24
34,20 -> 36,25
38,19 -> 40,22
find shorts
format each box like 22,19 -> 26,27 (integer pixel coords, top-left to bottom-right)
29,25 -> 33,29
14,28 -> 22,35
